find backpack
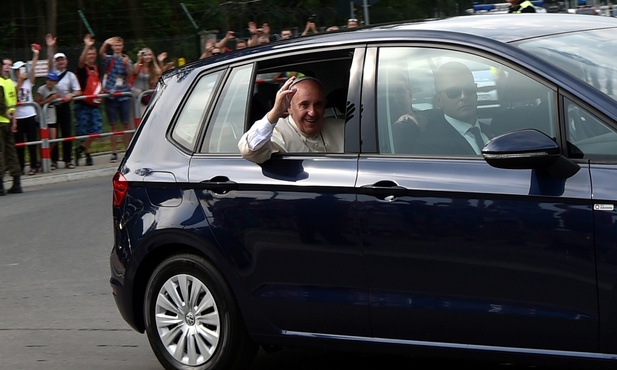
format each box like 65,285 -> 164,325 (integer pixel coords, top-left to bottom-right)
82,65 -> 102,106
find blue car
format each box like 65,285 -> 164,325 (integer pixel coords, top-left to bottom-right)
110,14 -> 617,370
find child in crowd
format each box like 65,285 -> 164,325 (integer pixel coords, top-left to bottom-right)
35,72 -> 60,170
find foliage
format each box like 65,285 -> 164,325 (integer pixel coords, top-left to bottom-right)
1,0 -> 469,67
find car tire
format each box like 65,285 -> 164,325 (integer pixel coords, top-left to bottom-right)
144,254 -> 258,370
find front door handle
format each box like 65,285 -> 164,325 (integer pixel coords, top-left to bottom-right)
360,180 -> 407,201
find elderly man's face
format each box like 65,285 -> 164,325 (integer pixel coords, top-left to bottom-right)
289,80 -> 326,137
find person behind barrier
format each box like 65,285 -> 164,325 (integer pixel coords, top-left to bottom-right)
507,0 -> 536,13
131,47 -> 162,119
74,34 -> 103,167
0,58 -> 22,194
238,76 -> 344,164
11,45 -> 40,175
46,33 -> 81,169
36,72 -> 60,170
99,36 -> 133,163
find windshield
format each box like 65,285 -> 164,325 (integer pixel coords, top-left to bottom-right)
514,28 -> 617,100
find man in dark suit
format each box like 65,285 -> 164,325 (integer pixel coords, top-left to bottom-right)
416,61 -> 493,156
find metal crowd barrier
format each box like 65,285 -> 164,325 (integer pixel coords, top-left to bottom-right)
12,89 -> 153,173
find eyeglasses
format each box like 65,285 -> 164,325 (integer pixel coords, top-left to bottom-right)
440,85 -> 477,99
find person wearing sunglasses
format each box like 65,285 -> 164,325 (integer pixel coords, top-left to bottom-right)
417,61 -> 494,156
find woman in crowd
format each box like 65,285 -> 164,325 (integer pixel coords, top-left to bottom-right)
131,47 -> 170,121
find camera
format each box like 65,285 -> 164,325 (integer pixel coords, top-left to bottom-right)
308,14 -> 316,23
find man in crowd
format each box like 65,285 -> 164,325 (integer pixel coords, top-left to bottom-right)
99,36 -> 133,163
46,33 -> 82,169
0,58 -> 22,194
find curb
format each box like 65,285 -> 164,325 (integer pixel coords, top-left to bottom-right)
19,152 -> 122,189
21,167 -> 118,188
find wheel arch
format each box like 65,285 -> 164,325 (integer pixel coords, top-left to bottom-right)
129,229 -> 256,334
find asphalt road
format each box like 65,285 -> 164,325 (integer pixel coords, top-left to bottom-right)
0,175 -> 569,370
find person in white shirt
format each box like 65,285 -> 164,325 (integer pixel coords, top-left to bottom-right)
11,45 -> 40,175
46,33 -> 82,169
238,76 -> 344,164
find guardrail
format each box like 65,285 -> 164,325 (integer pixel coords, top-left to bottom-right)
11,89 -> 153,173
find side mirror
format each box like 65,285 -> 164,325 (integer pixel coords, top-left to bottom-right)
482,129 -> 580,179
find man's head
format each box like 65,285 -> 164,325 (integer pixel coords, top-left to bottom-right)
288,77 -> 326,137
2,58 -> 13,77
54,52 -> 68,70
85,46 -> 97,65
347,18 -> 359,28
434,61 -> 478,124
236,39 -> 247,50
111,36 -> 124,55
280,29 -> 293,39
387,73 -> 414,118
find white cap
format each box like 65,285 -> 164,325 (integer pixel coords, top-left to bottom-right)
53,52 -> 66,60
11,61 -> 26,69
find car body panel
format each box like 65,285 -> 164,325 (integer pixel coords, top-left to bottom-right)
188,154 -> 368,336
357,157 -> 596,351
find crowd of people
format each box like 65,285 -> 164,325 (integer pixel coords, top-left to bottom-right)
0,17 -> 362,194
0,33 -> 175,195
200,18 -> 361,58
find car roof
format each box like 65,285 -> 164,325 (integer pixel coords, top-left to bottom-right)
368,14 -> 617,43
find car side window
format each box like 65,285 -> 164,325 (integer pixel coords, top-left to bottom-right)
241,49 -> 354,155
377,47 -> 556,156
171,71 -> 222,150
201,65 -> 252,153
565,99 -> 617,161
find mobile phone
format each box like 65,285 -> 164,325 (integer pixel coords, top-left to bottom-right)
19,66 -> 26,74
32,43 -> 41,51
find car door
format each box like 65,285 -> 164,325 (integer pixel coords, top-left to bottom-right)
563,98 -> 617,354
187,52 -> 370,337
357,46 -> 598,352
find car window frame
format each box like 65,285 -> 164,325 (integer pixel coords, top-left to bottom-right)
363,42 -> 562,158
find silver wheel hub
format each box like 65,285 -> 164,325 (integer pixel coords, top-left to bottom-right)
155,274 -> 220,366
